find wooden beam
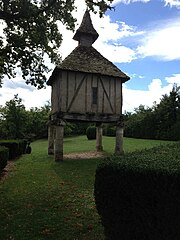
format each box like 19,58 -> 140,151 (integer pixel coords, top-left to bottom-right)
54,112 -> 121,123
67,74 -> 87,112
99,77 -> 114,113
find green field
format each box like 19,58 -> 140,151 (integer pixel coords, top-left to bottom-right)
0,136 -> 174,240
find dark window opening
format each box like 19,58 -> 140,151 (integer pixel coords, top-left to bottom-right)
92,87 -> 98,104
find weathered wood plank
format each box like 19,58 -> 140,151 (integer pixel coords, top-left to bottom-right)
61,72 -> 67,112
114,77 -> 117,113
53,112 -> 121,123
67,74 -> 87,112
66,72 -> 69,110
100,77 -> 114,113
85,76 -> 87,112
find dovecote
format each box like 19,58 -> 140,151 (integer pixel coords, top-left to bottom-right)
47,10 -> 130,161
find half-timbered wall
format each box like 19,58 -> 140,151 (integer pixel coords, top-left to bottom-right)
51,70 -> 122,121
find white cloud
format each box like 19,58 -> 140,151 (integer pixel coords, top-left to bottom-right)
148,78 -> 163,92
0,0 -> 136,111
1,0 -> 179,113
96,43 -> 136,63
112,0 -> 150,5
58,9 -> 140,62
112,0 -> 180,8
0,75 -> 51,109
92,15 -> 142,63
0,57 -> 53,108
93,16 -> 143,42
57,0 -> 87,59
165,73 -> 180,84
129,73 -> 145,79
164,0 -> 180,8
57,21 -> 77,59
123,75 -> 178,112
137,17 -> 180,61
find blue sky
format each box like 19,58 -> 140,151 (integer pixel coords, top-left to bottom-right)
109,0 -> 180,90
0,0 -> 180,112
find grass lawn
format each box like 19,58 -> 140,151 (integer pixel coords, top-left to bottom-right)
0,136 -> 174,240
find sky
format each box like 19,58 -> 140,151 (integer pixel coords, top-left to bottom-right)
0,0 -> 180,113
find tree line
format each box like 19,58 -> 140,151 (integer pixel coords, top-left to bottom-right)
0,85 -> 179,141
124,85 -> 180,141
0,94 -> 50,140
0,94 -> 89,140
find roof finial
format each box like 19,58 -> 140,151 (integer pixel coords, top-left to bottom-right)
73,9 -> 99,47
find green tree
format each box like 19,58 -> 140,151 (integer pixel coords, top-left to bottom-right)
26,102 -> 51,139
124,105 -> 157,139
155,85 -> 180,140
0,0 -> 113,88
0,106 -> 7,138
124,85 -> 180,140
0,94 -> 27,139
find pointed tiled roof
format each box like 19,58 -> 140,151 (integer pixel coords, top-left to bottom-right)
47,10 -> 130,85
73,9 -> 99,44
47,45 -> 130,85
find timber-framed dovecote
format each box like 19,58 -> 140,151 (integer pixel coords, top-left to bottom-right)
47,9 -> 130,161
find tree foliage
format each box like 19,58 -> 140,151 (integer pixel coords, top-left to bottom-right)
25,103 -> 51,139
0,0 -> 113,88
0,95 -> 51,139
0,95 -> 90,140
0,94 -> 27,138
124,85 -> 180,140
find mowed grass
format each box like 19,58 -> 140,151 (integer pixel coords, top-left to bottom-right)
63,135 -> 174,154
0,136 -> 174,240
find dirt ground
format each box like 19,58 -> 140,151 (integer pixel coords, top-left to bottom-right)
0,161 -> 15,182
64,151 -> 106,160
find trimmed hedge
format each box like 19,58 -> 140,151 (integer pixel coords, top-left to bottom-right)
103,124 -> 116,137
0,139 -> 27,160
86,126 -> 96,140
95,142 -> 180,240
0,146 -> 9,171
104,127 -> 116,137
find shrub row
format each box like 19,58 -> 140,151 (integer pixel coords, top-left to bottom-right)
0,146 -> 9,171
95,142 -> 180,240
103,126 -> 116,137
86,124 -> 116,140
0,139 -> 27,160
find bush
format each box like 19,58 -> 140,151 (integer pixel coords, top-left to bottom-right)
0,139 -> 27,160
71,122 -> 90,135
103,124 -> 116,137
0,146 -> 9,171
95,143 -> 180,240
64,123 -> 73,136
104,127 -> 116,137
18,139 -> 28,155
86,126 -> 96,140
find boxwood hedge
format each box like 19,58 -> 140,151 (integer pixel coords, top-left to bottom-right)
0,139 -> 27,160
95,142 -> 180,240
0,146 -> 9,171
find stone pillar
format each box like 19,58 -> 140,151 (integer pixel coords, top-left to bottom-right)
48,125 -> 55,155
54,120 -> 65,161
115,121 -> 124,155
96,123 -> 103,152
